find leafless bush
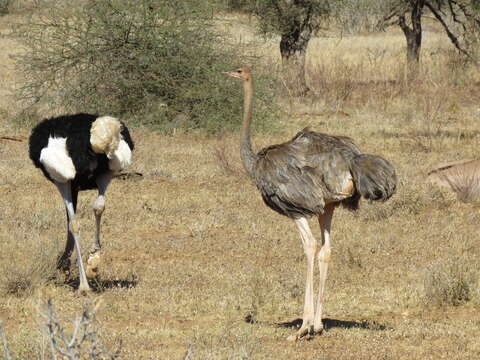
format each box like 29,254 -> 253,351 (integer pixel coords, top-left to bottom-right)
41,300 -> 120,360
423,258 -> 476,307
309,59 -> 358,111
1,300 -> 120,359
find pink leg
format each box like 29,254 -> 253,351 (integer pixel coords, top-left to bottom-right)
314,203 -> 335,333
287,217 -> 317,341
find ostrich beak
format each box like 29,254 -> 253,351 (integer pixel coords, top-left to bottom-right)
222,71 -> 241,79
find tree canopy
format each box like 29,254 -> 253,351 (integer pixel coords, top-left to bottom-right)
15,0 -> 277,132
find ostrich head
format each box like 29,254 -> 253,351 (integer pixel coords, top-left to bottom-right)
222,66 -> 252,81
90,116 -> 121,158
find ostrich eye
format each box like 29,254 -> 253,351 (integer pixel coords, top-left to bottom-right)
237,69 -> 242,73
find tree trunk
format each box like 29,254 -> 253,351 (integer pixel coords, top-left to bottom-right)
279,26 -> 312,97
398,0 -> 425,80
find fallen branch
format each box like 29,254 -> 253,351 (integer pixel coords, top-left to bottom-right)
0,136 -> 27,142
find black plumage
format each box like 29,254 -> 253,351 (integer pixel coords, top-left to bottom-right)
29,113 -> 134,190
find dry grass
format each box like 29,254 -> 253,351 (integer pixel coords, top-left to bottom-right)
1,10 -> 480,360
423,257 -> 476,307
211,137 -> 246,177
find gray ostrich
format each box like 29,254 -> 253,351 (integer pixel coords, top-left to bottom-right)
223,67 -> 397,341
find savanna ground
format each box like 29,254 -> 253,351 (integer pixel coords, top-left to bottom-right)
1,9 -> 480,360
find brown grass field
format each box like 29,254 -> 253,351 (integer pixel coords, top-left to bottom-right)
1,10 -> 480,360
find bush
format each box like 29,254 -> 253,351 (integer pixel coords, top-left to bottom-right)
15,0 -> 277,133
217,0 -> 252,12
0,240 -> 57,297
0,0 -> 13,15
330,0 -> 389,34
423,257 -> 476,307
1,300 -> 118,359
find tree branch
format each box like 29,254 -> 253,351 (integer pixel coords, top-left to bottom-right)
450,0 -> 480,28
398,14 -> 412,36
378,10 -> 401,30
425,1 -> 473,60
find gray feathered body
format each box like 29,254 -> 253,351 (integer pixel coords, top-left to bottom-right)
251,128 -> 396,219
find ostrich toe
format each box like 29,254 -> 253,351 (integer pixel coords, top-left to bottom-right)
86,251 -> 101,279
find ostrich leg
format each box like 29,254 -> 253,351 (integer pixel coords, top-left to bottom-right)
287,217 -> 317,341
55,181 -> 90,293
86,171 -> 113,279
57,188 -> 78,274
314,203 -> 334,333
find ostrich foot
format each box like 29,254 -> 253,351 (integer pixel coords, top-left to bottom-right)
314,322 -> 324,335
86,250 -> 101,279
78,283 -> 92,295
286,325 -> 314,342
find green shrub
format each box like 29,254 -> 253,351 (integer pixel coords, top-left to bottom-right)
217,0 -> 252,12
15,0 -> 278,133
0,0 -> 13,15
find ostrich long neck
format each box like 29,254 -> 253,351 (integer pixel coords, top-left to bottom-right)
241,77 -> 257,178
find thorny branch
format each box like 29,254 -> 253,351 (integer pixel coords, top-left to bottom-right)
1,302 -> 120,360
425,1 -> 473,60
41,299 -> 121,360
378,0 -> 480,60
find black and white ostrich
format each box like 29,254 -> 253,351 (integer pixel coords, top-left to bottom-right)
29,113 -> 134,293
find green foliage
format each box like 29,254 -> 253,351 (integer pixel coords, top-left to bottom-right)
331,0 -> 393,34
0,0 -> 13,15
217,0 -> 252,11
223,0 -> 329,36
15,0 -> 278,133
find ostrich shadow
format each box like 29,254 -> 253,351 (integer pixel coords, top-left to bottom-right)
275,317 -> 390,332
62,276 -> 138,293
245,315 -> 390,332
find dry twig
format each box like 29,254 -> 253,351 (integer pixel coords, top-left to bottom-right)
0,321 -> 12,360
41,299 -> 120,360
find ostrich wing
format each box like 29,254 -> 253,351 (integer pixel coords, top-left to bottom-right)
254,129 -> 361,218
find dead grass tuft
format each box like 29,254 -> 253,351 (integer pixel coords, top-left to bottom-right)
2,272 -> 34,297
423,257 -> 476,307
212,139 -> 245,176
345,246 -> 363,269
0,242 -> 56,297
309,58 -> 359,111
